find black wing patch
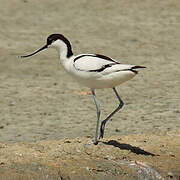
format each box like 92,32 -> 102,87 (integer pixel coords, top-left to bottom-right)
89,63 -> 117,72
94,54 -> 115,62
73,54 -> 119,72
74,54 -> 118,63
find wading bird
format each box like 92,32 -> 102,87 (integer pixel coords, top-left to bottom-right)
21,34 -> 146,145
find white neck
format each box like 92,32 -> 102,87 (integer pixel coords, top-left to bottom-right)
54,40 -> 69,60
51,40 -> 74,71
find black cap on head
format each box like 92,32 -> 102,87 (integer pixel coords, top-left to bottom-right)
47,34 -> 65,45
47,34 -> 73,57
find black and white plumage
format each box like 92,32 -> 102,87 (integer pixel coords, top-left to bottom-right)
21,34 -> 146,145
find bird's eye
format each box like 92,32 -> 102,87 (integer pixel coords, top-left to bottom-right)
48,39 -> 55,45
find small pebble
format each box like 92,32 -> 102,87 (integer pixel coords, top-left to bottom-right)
86,167 -> 90,171
115,128 -> 120,132
168,171 -> 174,178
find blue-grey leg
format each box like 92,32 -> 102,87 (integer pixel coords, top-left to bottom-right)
99,87 -> 124,139
91,88 -> 101,145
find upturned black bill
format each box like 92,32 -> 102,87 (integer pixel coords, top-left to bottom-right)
20,44 -> 48,58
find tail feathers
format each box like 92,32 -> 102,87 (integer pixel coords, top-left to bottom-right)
130,65 -> 146,74
103,64 -> 146,75
132,65 -> 146,69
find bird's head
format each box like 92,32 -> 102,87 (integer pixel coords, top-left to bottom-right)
20,34 -> 73,58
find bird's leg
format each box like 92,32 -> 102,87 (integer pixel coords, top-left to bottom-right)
99,87 -> 124,139
91,88 -> 101,145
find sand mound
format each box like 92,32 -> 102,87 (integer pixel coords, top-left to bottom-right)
0,132 -> 179,180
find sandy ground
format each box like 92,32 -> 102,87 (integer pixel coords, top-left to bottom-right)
0,0 -> 180,179
0,132 -> 180,179
0,0 -> 180,143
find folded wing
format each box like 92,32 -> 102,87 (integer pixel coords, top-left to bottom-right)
73,54 -> 119,72
73,54 -> 146,74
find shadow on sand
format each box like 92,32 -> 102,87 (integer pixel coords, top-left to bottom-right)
103,140 -> 156,156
